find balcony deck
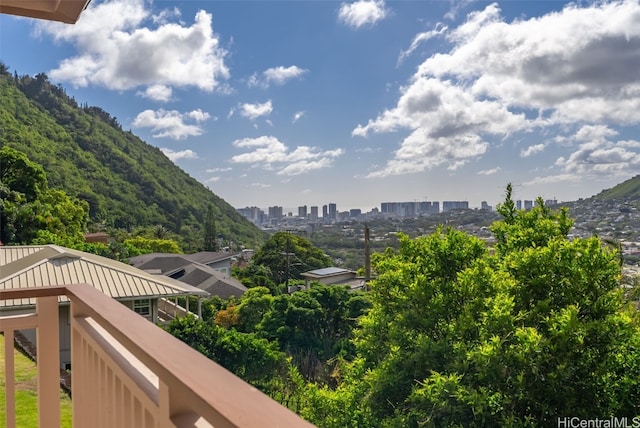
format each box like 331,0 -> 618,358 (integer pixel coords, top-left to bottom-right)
0,285 -> 315,428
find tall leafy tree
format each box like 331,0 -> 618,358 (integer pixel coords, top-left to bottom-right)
0,147 -> 88,244
300,187 -> 640,427
252,231 -> 332,285
0,146 -> 47,202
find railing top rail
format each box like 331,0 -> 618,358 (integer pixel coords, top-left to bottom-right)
1,285 -> 315,428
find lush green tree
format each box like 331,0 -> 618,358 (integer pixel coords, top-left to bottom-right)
0,147 -> 89,244
300,189 -> 640,427
165,315 -> 293,396
252,232 -> 332,285
235,286 -> 274,332
232,263 -> 278,293
255,285 -> 369,383
122,236 -> 182,255
0,146 -> 47,202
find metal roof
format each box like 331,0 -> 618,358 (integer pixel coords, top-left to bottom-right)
303,267 -> 352,277
183,251 -> 237,265
0,245 -> 208,309
175,264 -> 247,299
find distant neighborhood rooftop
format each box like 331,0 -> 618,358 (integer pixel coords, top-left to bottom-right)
130,252 -> 247,299
302,267 -> 352,278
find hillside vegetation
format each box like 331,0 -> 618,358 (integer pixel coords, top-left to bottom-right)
593,174 -> 640,200
0,65 -> 265,249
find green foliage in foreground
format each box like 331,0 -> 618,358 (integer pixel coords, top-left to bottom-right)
164,315 -> 299,401
299,185 -> 640,427
166,185 -> 640,427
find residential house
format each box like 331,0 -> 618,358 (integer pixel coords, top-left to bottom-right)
0,245 -> 208,370
184,251 -> 237,276
129,252 -> 247,299
299,267 -> 365,292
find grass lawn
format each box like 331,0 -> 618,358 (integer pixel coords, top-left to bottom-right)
0,335 -> 73,427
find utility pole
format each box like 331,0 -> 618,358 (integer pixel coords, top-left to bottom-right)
364,224 -> 371,282
281,231 -> 295,291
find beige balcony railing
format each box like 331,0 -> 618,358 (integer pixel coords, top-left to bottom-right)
0,285 -> 315,428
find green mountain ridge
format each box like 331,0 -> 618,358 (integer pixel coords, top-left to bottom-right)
0,65 -> 266,249
591,174 -> 640,201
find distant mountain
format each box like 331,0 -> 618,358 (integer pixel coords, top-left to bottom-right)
592,175 -> 640,201
0,65 -> 266,248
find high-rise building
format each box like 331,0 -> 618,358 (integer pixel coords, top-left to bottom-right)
442,201 -> 469,212
328,203 -> 337,220
310,206 -> 319,221
524,200 -> 533,210
298,205 -> 307,218
268,206 -> 283,220
237,206 -> 266,224
322,205 -> 328,219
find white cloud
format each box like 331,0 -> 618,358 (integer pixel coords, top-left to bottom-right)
206,167 -> 232,173
574,125 -> 618,143
161,148 -> 198,162
338,0 -> 387,29
292,111 -> 305,123
556,140 -> 640,178
187,109 -> 211,122
477,167 -> 501,175
239,100 -> 273,120
137,84 -> 173,102
205,176 -> 221,183
37,0 -> 229,93
525,174 -> 580,186
417,1 -> 640,123
230,136 -> 344,176
521,143 -> 546,158
355,78 -> 524,176
354,0 -> 640,181
132,109 -> 210,140
248,66 -> 308,88
398,23 -> 448,65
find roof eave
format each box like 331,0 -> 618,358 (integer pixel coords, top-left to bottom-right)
0,0 -> 91,24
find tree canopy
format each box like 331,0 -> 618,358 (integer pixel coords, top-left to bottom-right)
298,185 -> 640,427
164,185 -> 640,427
251,231 -> 332,286
0,146 -> 88,244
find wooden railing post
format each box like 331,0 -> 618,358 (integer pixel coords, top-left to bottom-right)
71,302 -> 88,427
2,286 -> 315,428
4,329 -> 16,428
36,296 -> 60,428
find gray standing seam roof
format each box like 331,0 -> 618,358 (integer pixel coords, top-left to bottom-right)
0,245 -> 208,309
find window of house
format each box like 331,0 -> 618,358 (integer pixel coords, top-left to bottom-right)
133,299 -> 151,317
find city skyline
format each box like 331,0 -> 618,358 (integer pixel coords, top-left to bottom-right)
238,196 -> 559,220
2,0 -> 640,211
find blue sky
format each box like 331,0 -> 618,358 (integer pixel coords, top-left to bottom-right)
2,0 -> 640,212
